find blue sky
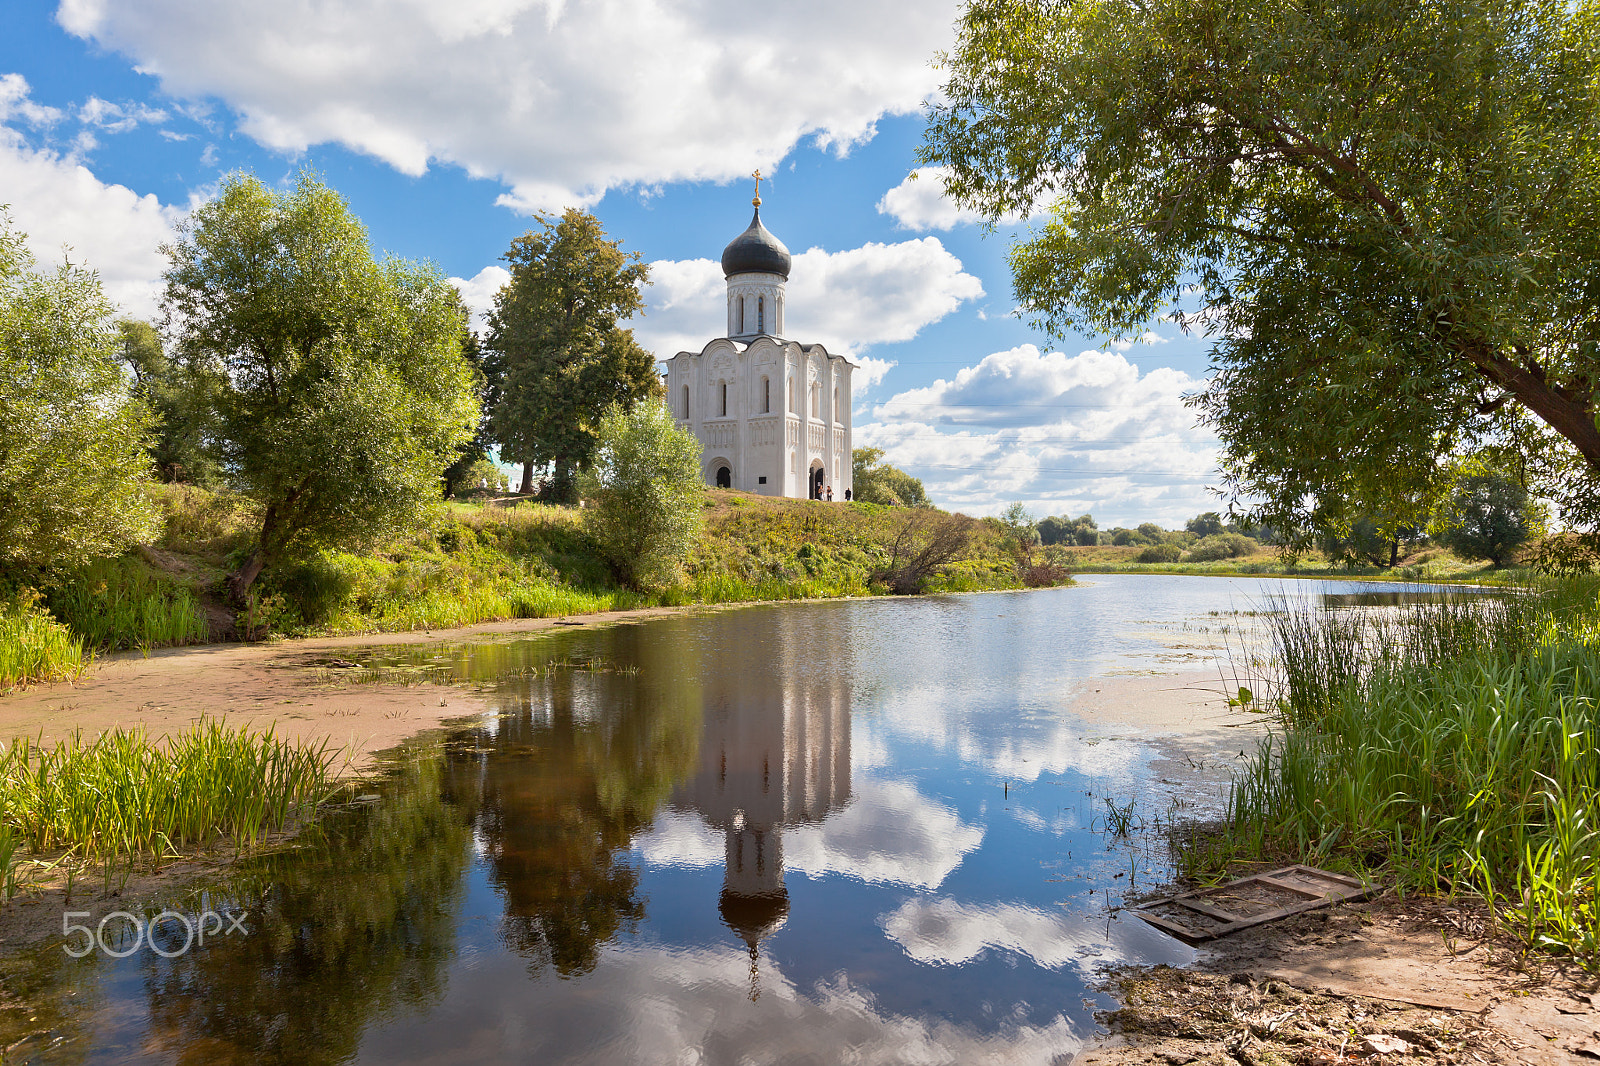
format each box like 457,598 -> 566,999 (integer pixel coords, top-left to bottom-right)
1,0 -> 1225,525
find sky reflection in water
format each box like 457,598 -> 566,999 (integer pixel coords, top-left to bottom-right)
27,576 -> 1470,1064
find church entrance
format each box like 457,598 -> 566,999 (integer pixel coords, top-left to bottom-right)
715,465 -> 732,489
809,462 -> 824,500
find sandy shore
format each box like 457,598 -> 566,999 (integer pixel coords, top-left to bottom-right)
0,606 -> 700,771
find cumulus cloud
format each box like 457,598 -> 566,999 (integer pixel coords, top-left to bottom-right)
638,777 -> 984,891
58,0 -> 961,209
877,166 -> 1022,231
0,76 -> 181,318
629,238 -> 982,364
0,73 -> 64,126
449,264 -> 510,333
858,344 -> 1222,524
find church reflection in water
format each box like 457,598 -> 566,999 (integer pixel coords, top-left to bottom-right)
670,641 -> 852,988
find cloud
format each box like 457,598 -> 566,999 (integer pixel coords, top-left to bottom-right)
0,74 -> 64,126
78,96 -> 168,133
630,238 -> 982,362
449,264 -> 509,333
0,76 -> 181,318
356,938 -> 1090,1065
877,166 -> 1021,231
882,896 -> 1148,972
858,344 -> 1222,524
638,777 -> 985,891
59,0 -> 962,210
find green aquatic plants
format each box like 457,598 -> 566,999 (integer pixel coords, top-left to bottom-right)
1202,577 -> 1600,967
0,719 -> 339,863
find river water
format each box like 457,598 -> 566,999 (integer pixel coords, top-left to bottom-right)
6,575 -> 1477,1064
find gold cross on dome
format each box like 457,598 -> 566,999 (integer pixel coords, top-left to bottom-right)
752,169 -> 763,207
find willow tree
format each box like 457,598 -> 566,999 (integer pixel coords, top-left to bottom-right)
923,0 -> 1600,545
486,209 -> 659,501
0,215 -> 158,572
163,173 -> 479,602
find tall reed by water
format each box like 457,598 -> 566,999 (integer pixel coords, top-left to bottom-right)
0,594 -> 89,688
1202,578 -> 1600,966
0,720 -> 339,863
46,555 -> 208,650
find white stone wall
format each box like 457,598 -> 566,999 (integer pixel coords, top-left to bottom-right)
666,336 -> 853,501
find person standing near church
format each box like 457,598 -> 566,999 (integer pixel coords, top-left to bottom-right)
825,485 -> 833,502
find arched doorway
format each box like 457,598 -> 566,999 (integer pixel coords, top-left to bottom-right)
715,464 -> 732,489
809,461 -> 824,500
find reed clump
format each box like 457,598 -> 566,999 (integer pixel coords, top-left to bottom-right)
0,719 -> 339,865
1200,577 -> 1600,967
0,592 -> 89,689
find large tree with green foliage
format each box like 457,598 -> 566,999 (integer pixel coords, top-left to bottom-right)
118,318 -> 225,485
162,173 -> 479,603
486,210 -> 659,501
924,0 -> 1600,542
580,401 -> 704,589
1432,473 -> 1545,567
851,447 -> 930,506
0,215 -> 158,572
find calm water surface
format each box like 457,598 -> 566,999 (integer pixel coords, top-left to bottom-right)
11,575 -> 1473,1064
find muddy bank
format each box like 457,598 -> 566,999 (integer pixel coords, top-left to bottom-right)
1080,896 -> 1600,1065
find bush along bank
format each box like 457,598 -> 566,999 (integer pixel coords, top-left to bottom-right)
1189,577 -> 1600,969
0,486 -> 1069,672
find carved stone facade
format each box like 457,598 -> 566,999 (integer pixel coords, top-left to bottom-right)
663,203 -> 854,500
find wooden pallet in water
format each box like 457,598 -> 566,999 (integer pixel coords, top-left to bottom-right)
1130,864 -> 1376,942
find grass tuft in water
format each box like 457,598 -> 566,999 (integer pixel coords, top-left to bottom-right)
1196,577 -> 1600,967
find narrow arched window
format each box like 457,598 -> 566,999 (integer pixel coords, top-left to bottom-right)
810,382 -> 819,418
833,386 -> 838,421
720,381 -> 727,417
681,384 -> 689,420
761,376 -> 770,413
757,296 -> 764,334
787,377 -> 794,413
738,297 -> 745,334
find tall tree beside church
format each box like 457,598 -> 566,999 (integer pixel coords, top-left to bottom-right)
923,0 -> 1600,547
486,210 -> 659,501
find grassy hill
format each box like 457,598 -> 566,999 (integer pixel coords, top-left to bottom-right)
19,487 -> 1041,655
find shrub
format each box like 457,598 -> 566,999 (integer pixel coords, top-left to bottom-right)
581,402 -> 704,589
1137,543 -> 1183,563
1184,533 -> 1257,562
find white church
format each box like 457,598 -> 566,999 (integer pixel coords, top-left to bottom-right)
664,182 -> 854,500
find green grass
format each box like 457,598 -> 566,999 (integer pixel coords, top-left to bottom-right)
0,719 -> 339,864
241,492 -> 1044,637
1192,577 -> 1600,967
45,555 -> 208,651
0,594 -> 89,689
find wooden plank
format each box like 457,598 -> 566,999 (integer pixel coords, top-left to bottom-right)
1254,873 -> 1334,898
1130,865 -> 1377,942
1169,897 -> 1252,924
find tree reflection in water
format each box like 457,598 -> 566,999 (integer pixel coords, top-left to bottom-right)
137,749 -> 472,1065
440,629 -> 703,978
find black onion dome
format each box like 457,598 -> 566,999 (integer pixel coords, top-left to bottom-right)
720,207 -> 792,279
